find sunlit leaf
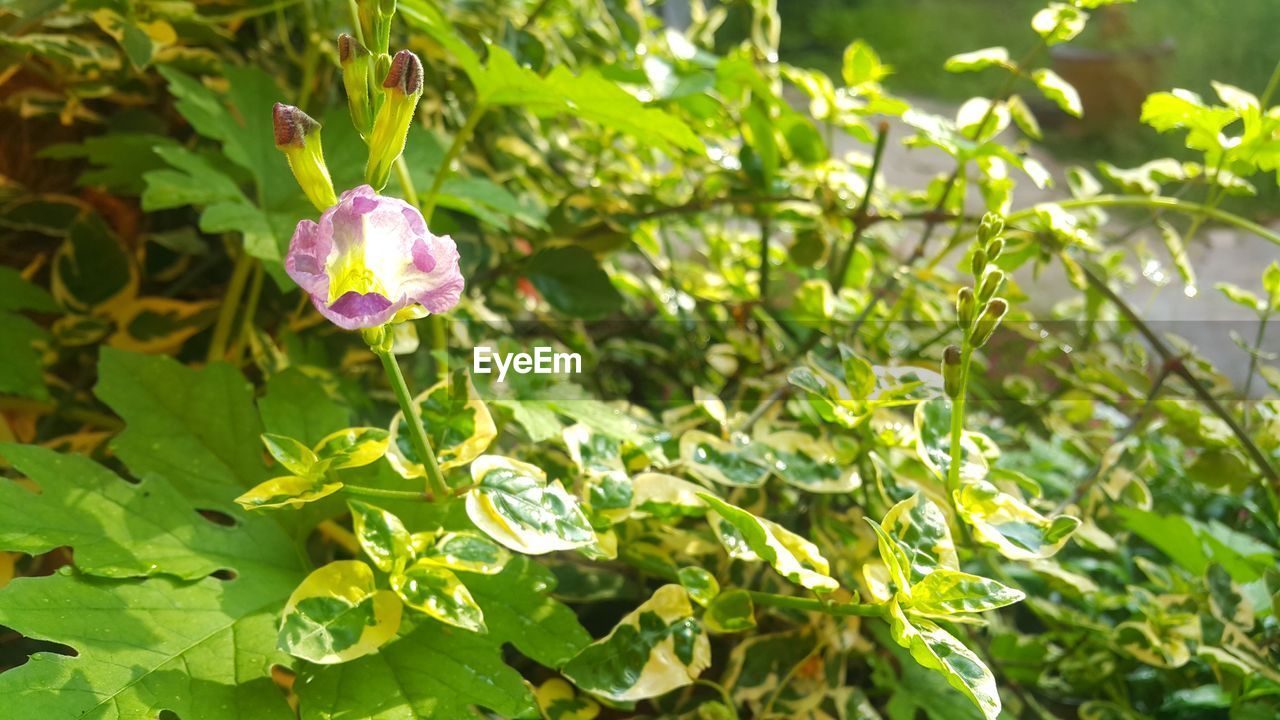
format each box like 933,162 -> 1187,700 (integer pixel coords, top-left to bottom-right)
701,494 -> 838,592
391,559 -> 485,632
465,455 -> 595,554
278,561 -> 402,665
562,584 -> 710,702
388,368 -> 496,477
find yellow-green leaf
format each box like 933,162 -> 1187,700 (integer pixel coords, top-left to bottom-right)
349,499 -> 412,573
465,455 -> 595,554
954,480 -> 1080,560
887,600 -> 1000,720
261,433 -> 317,477
278,560 -> 402,665
700,493 -> 838,592
561,584 -> 711,702
416,530 -> 511,575
313,427 -> 390,470
388,368 -> 496,477
904,569 -> 1025,616
235,475 -> 342,510
391,559 -> 486,632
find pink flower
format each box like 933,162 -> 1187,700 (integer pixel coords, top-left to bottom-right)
286,185 -> 464,330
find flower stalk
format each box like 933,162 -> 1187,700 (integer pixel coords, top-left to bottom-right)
367,329 -> 448,500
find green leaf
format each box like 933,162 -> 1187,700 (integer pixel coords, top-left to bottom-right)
0,443 -> 298,581
705,589 -> 756,634
95,348 -> 267,510
1157,219 -> 1196,295
465,455 -> 595,554
296,617 -> 539,719
0,572 -> 297,719
0,311 -> 49,400
349,500 -> 413,573
392,560 -> 486,632
1031,68 -> 1083,118
51,214 -> 136,313
700,493 -> 838,592
915,398 -> 987,484
1031,3 -> 1087,45
842,40 -> 888,86
944,47 -> 1011,74
527,246 -> 624,320
260,368 -> 351,447
680,430 -> 771,487
0,265 -> 57,312
463,556 -> 593,668
1216,282 -> 1263,312
677,566 -> 720,607
261,433 -> 318,476
278,560 -> 403,664
1006,94 -> 1043,140
904,569 -> 1025,615
562,584 -> 711,702
887,601 -> 1001,720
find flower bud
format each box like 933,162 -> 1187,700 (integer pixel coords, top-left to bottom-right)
273,103 -> 338,211
970,248 -> 987,279
987,237 -> 1004,261
978,268 -> 1005,303
957,286 -> 975,329
357,0 -> 397,56
942,344 -> 963,398
978,213 -> 1004,244
971,298 -> 1008,348
339,34 -> 374,139
365,50 -> 424,191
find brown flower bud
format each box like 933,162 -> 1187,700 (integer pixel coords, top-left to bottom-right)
383,49 -> 423,96
273,103 -> 321,149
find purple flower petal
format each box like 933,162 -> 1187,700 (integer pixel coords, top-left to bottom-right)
284,184 -> 465,331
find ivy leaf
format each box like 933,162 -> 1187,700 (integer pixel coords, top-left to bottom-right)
700,493 -> 839,592
388,367 -> 496,478
95,348 -> 267,510
1031,68 -> 1083,118
465,455 -> 596,554
562,584 -> 711,702
278,560 -> 403,665
680,430 -> 771,487
887,601 -> 1001,720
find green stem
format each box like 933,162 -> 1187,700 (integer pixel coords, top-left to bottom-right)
1242,309 -> 1270,406
946,344 -> 974,498
421,103 -> 487,219
342,484 -> 431,501
207,252 -> 254,363
1013,195 -> 1280,247
394,156 -> 418,206
228,260 -> 265,365
374,348 -> 449,499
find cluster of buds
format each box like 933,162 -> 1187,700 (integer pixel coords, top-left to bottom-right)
272,0 -> 424,206
943,213 -> 1009,398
